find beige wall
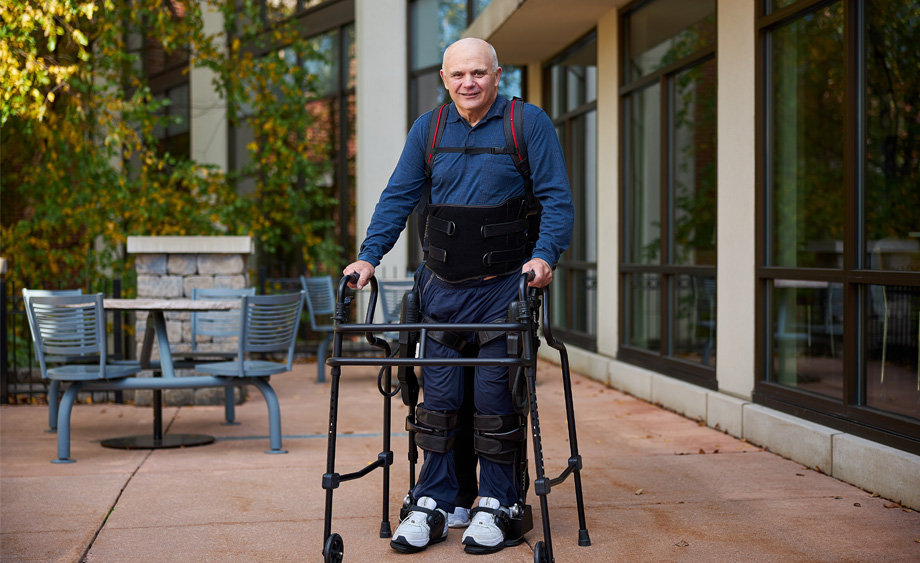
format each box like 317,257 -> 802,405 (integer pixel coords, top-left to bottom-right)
595,7 -> 620,358
355,0 -> 409,278
715,0 -> 756,399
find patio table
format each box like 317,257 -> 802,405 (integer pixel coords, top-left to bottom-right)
100,298 -> 241,449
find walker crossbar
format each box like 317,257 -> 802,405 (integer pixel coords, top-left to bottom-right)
320,273 -> 590,563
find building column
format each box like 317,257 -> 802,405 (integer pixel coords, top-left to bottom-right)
355,0 -> 409,278
190,3 -> 228,170
716,0 -> 756,399
595,9 -> 620,358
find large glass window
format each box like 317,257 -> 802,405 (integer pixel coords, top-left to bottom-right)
145,2 -> 190,160
757,0 -> 919,454
152,83 -> 190,160
545,34 -> 598,349
620,0 -> 717,387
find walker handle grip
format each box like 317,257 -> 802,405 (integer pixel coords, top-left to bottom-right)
519,270 -> 536,300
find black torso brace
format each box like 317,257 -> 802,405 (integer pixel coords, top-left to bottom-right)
425,195 -> 536,283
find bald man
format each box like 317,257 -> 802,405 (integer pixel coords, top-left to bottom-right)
344,38 -> 573,554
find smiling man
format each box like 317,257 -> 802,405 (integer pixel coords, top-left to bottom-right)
343,38 -> 573,555
441,38 -> 501,128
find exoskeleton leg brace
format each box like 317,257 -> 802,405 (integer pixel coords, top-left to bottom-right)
400,403 -> 460,521
406,403 -> 459,454
472,412 -> 527,465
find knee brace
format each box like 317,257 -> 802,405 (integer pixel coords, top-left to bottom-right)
407,403 -> 459,454
472,412 -> 526,465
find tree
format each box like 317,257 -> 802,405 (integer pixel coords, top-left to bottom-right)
1,0 -> 339,292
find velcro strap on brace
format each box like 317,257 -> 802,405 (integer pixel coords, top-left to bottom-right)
427,245 -> 447,264
417,405 -> 459,429
407,403 -> 458,453
472,412 -> 526,464
422,314 -> 471,354
477,316 -> 508,347
506,301 -> 522,357
483,247 -> 528,267
400,501 -> 446,532
468,504 -> 510,535
428,215 -> 455,235
481,217 -> 528,238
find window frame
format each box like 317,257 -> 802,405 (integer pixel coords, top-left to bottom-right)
542,31 -> 599,351
617,0 -> 719,389
753,0 -> 920,455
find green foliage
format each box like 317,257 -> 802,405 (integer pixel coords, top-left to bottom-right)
203,0 -> 340,274
1,0 -> 340,292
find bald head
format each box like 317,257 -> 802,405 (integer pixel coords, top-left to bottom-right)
440,38 -> 502,127
442,38 -> 498,73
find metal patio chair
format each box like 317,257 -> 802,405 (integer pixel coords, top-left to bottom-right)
27,293 -> 143,446
300,275 -> 336,382
377,278 -> 415,344
189,287 -> 257,424
194,291 -> 304,376
23,288 -> 139,431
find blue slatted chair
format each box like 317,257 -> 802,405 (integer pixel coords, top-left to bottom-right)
194,292 -> 303,378
190,287 -> 257,424
191,287 -> 257,354
23,288 -> 139,432
22,288 -> 84,432
194,291 -> 304,452
378,278 -> 415,343
28,293 -> 143,461
300,275 -> 336,382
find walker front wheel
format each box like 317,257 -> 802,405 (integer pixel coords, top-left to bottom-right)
533,540 -> 549,563
324,533 -> 344,563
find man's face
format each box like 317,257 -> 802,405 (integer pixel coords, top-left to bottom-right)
440,42 -> 502,123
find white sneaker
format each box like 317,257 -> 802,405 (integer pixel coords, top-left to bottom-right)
461,497 -> 511,554
447,506 -> 471,528
390,496 -> 448,553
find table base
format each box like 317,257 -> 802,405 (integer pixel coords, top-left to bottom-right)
101,434 -> 216,449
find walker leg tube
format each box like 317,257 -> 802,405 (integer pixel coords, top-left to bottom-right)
380,365 -> 393,538
559,347 -> 591,546
526,361 -> 554,561
322,362 -> 343,543
542,286 -> 591,547
153,388 -> 164,442
520,293 -> 555,561
407,404 -> 418,492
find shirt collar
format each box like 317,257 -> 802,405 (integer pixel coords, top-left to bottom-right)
446,95 -> 507,125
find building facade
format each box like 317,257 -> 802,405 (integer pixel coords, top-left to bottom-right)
186,0 -> 920,507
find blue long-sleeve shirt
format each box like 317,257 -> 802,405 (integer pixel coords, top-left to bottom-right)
358,96 -> 574,271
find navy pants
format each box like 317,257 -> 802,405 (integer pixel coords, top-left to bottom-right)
411,268 -> 520,511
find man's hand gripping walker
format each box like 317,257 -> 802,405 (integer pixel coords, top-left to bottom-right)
320,272 -> 590,563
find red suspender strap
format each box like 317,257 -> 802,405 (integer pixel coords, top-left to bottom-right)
509,98 -> 523,163
427,104 -> 447,166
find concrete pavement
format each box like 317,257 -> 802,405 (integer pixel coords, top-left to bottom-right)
2,360 -> 919,562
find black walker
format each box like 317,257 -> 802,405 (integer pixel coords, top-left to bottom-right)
321,272 -> 590,563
